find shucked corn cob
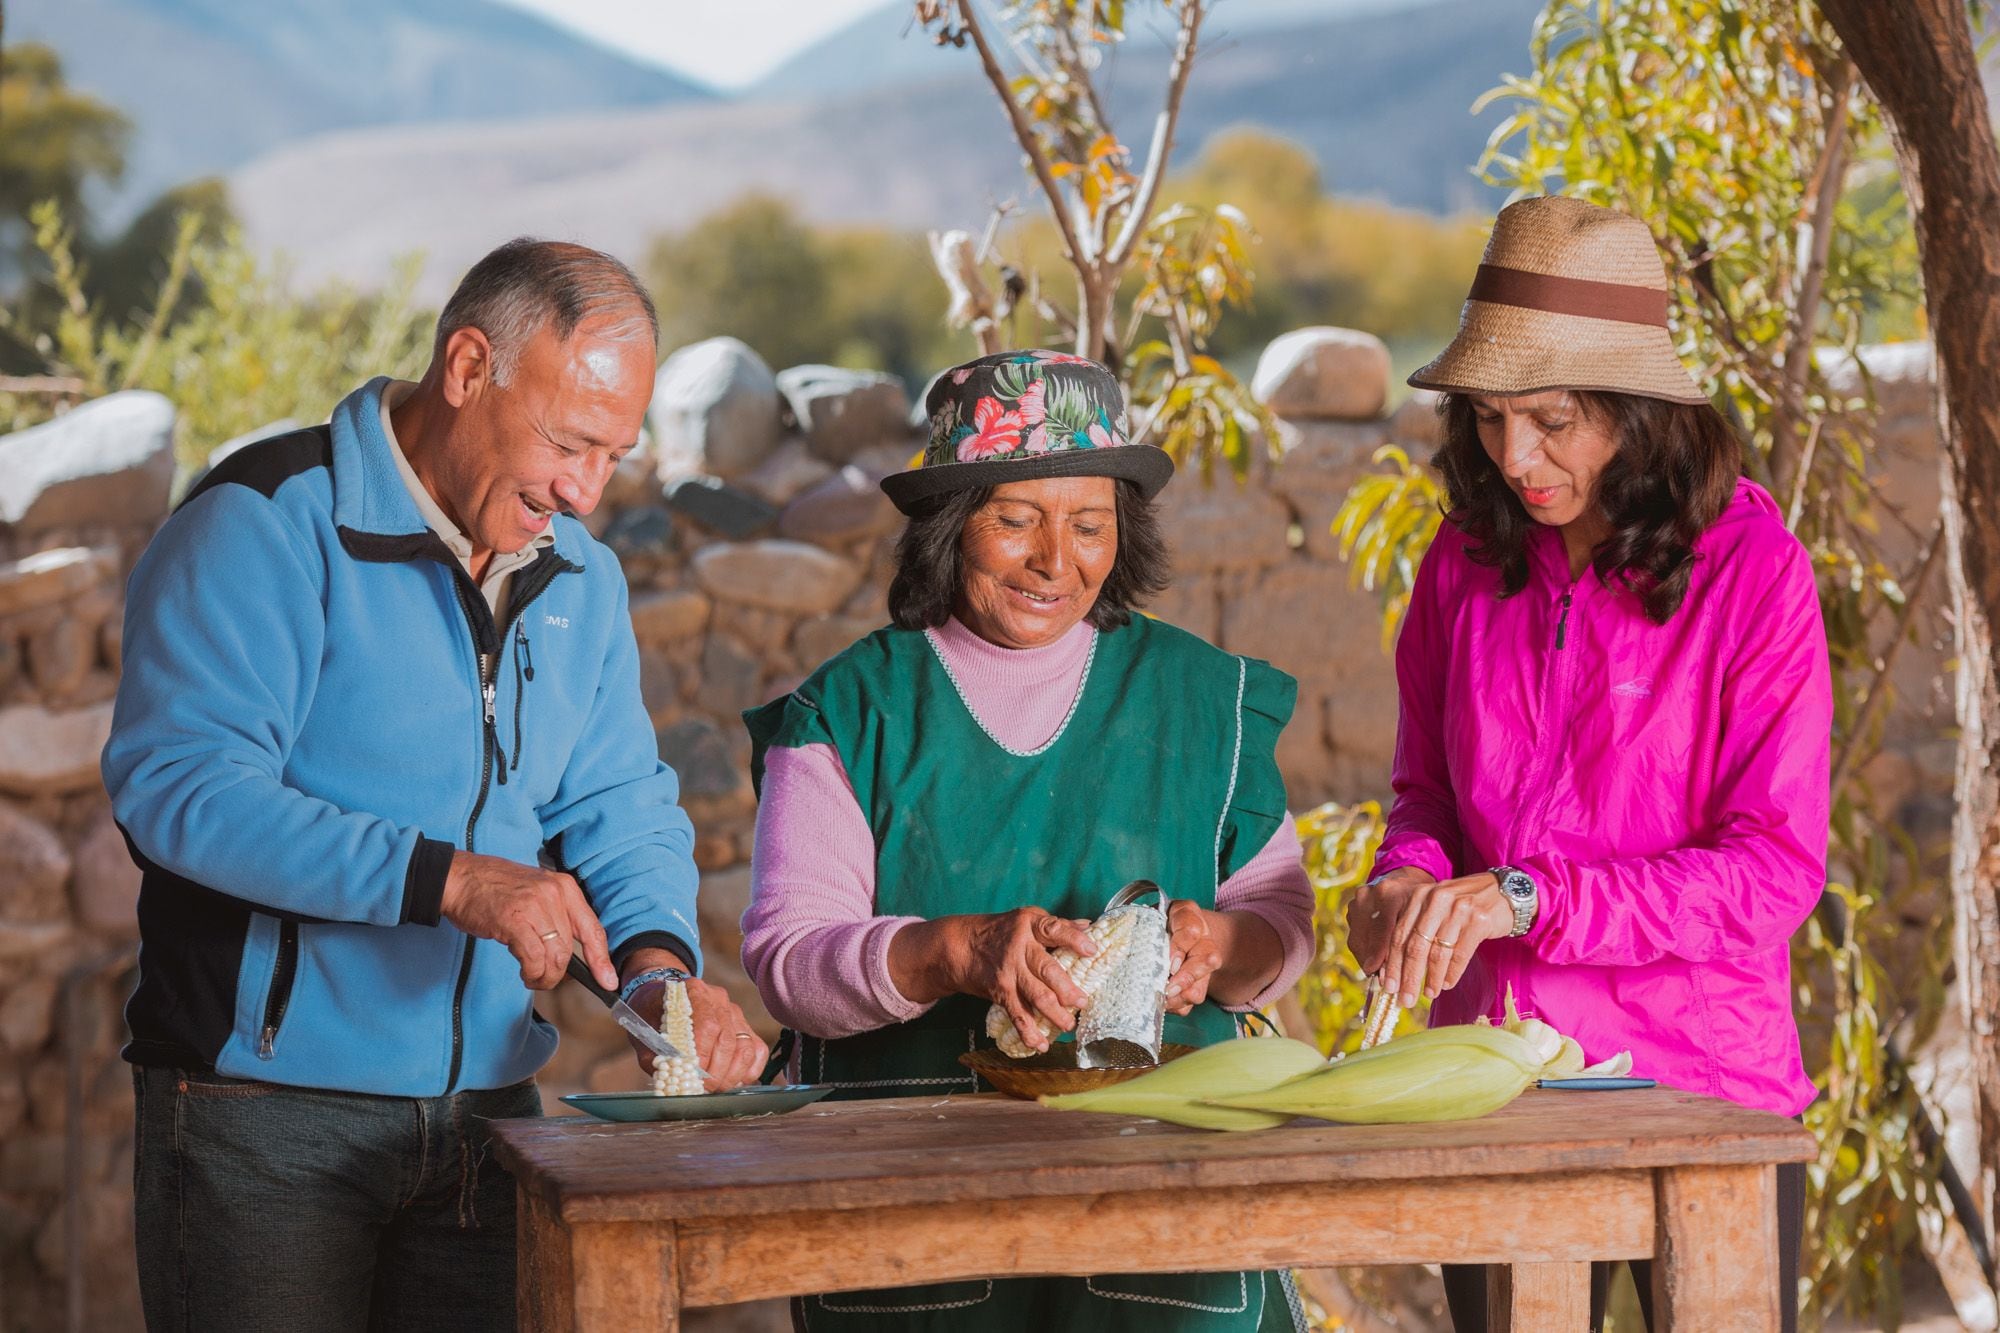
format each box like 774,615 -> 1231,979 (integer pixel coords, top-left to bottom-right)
649,979 -> 704,1097
986,905 -> 1141,1058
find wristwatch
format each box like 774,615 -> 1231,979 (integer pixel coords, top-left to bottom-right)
1491,865 -> 1538,937
619,966 -> 691,1004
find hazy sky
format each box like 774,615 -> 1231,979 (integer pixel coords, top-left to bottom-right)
488,0 -> 1422,90
493,0 -> 896,89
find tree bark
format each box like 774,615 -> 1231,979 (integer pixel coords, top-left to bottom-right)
1817,0 -> 2000,1256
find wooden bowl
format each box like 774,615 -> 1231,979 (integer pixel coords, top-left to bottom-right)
959,1044 -> 1196,1101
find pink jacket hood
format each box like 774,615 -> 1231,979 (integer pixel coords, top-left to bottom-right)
1374,479 -> 1831,1115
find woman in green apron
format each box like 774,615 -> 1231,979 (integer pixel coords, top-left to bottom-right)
741,350 -> 1316,1333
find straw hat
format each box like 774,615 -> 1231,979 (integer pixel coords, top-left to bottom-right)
882,349 -> 1173,515
1408,196 -> 1706,405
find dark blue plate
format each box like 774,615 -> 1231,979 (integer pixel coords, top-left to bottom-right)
559,1084 -> 831,1122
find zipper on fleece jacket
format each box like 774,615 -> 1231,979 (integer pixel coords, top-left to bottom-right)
256,919 -> 300,1059
442,555 -> 568,1093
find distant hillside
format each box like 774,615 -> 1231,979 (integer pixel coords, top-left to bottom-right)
9,0 -> 716,223
747,0 -> 1443,101
230,0 -> 1539,300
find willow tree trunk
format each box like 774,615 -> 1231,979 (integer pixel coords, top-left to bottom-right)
1817,0 -> 2000,1252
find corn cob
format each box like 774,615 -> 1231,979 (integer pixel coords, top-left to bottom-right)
1357,976 -> 1399,1051
987,905 -> 1140,1058
1039,1036 -> 1328,1130
649,979 -> 705,1097
1205,1023 -> 1547,1123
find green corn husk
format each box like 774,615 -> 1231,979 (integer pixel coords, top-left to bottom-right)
1038,1036 -> 1328,1131
1205,1023 -> 1546,1124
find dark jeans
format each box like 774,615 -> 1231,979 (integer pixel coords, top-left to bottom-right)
1441,1159 -> 1806,1333
132,1065 -> 543,1332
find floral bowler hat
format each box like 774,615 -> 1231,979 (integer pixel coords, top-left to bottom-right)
879,349 -> 1174,515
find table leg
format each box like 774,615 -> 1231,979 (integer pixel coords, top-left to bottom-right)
516,1187 -> 681,1332
1652,1164 -> 1779,1332
1485,1261 -> 1591,1331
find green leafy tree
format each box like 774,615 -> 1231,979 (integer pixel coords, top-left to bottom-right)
0,42 -> 129,266
643,195 -> 962,388
645,194 -> 833,374
1,203 -> 432,465
1168,131 -> 1489,368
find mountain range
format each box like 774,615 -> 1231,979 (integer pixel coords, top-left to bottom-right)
220,0 -> 1538,299
14,0 -> 1545,296
7,0 -> 714,223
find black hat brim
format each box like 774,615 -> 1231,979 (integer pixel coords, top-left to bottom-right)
880,445 -> 1175,516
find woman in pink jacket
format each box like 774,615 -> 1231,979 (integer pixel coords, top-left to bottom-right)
1348,196 -> 1831,1332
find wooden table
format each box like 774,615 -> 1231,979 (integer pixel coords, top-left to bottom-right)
491,1086 -> 1815,1332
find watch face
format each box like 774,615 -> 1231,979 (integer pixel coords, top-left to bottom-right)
1502,872 -> 1534,901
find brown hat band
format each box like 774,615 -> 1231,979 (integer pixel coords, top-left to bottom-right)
1467,264 -> 1670,328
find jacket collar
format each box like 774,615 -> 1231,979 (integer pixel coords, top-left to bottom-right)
328,376 -> 587,571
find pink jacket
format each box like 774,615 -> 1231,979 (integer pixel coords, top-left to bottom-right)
1373,480 -> 1830,1115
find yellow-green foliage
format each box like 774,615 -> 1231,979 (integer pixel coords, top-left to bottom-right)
1291,800 -> 1424,1061
1333,445 -> 1446,651
2,201 -> 432,464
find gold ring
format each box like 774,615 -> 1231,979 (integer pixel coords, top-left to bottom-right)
539,930 -> 560,941
1413,931 -> 1434,943
734,1032 -> 754,1039
1439,938 -> 1459,948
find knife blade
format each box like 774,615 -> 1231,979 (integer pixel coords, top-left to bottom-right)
565,954 -> 709,1083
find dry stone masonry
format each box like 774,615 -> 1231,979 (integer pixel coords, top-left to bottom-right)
0,329 -> 1952,1331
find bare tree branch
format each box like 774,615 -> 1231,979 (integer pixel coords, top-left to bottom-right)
1105,0 -> 1205,268
1771,58 -> 1856,503
1829,521 -> 1948,797
951,0 -> 1094,271
0,374 -> 86,395
1050,17 -> 1113,142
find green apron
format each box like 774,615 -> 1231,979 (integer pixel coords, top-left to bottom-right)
746,617 -> 1305,1333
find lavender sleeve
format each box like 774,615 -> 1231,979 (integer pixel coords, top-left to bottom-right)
1213,813 -> 1315,1011
740,742 -> 933,1039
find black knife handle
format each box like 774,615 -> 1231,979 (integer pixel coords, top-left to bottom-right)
564,953 -> 619,1007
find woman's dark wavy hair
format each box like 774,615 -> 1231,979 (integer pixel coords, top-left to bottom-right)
886,478 -> 1170,631
1433,390 -> 1743,623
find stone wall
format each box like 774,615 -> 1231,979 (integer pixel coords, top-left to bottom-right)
0,393 -> 176,1330
0,332 -> 1953,1330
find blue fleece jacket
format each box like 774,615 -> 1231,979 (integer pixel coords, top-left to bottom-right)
103,376 -> 700,1095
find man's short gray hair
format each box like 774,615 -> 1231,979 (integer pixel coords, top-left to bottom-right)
434,238 -> 658,385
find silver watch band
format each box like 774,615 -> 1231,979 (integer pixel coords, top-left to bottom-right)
1492,865 -> 1537,937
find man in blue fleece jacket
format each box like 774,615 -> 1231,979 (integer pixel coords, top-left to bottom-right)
103,239 -> 767,1330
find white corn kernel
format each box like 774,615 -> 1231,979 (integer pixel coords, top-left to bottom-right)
650,980 -> 705,1096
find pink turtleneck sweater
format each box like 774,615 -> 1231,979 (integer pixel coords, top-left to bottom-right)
741,617 -> 1316,1040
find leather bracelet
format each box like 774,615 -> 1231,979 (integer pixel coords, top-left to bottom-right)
619,966 -> 690,1004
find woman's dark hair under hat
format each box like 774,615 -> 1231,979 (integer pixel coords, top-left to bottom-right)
1432,390 -> 1743,624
